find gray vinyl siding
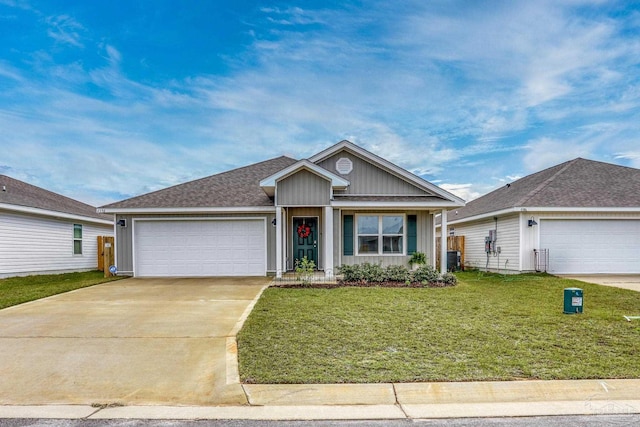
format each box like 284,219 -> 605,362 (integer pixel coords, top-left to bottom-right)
114,213 -> 275,275
339,210 -> 433,267
0,210 -> 112,278
277,170 -> 331,206
451,213 -> 521,273
317,151 -> 430,196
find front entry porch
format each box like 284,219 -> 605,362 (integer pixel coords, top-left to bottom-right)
275,206 -> 334,278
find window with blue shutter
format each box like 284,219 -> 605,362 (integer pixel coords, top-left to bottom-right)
407,215 -> 417,255
343,215 -> 354,256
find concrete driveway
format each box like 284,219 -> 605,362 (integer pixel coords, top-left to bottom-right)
561,275 -> 640,292
0,277 -> 269,406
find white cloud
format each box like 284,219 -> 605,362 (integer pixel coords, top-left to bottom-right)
2,0 -> 639,207
45,14 -> 85,47
439,183 -> 481,203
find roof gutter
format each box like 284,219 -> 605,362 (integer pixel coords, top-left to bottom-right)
98,206 -> 277,214
0,203 -> 113,226
437,206 -> 640,227
331,200 -> 464,209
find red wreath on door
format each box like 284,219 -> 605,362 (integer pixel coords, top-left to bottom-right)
297,224 -> 311,239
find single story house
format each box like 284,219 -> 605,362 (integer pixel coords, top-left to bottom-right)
437,158 -> 640,274
100,140 -> 465,278
0,175 -> 114,278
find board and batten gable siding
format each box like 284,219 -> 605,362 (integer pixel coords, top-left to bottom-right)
452,213 -> 521,273
339,210 -> 434,267
276,169 -> 331,206
0,211 -> 112,278
114,213 -> 276,275
316,151 -> 428,196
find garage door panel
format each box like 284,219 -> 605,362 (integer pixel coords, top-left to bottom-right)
540,219 -> 640,274
135,220 -> 266,277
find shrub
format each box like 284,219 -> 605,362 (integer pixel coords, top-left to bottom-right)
440,272 -> 458,286
295,256 -> 316,286
412,264 -> 440,284
385,265 -> 411,282
338,264 -> 363,282
361,262 -> 385,283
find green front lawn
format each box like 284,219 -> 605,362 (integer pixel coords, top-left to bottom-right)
238,272 -> 640,383
0,271 -> 123,310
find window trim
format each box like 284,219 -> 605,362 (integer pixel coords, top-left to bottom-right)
355,214 -> 406,256
73,223 -> 83,255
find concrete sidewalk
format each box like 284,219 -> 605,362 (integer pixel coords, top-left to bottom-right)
1,379 -> 639,420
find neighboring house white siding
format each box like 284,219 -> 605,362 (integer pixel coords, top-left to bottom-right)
452,210 -> 640,274
451,213 -> 521,273
0,211 -> 112,278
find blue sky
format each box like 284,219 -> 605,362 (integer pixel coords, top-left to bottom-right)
2,0 -> 640,206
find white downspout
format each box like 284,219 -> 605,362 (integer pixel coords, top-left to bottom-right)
324,206 -> 334,278
276,207 -> 283,278
440,208 -> 448,274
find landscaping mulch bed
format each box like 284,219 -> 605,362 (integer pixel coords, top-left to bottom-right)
271,280 -> 456,289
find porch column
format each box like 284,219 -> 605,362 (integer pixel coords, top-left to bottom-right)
276,207 -> 283,278
324,206 -> 334,278
440,208 -> 447,274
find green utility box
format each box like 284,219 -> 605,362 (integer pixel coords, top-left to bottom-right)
563,288 -> 583,314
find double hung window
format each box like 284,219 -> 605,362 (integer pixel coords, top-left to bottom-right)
73,224 -> 83,255
356,215 -> 404,255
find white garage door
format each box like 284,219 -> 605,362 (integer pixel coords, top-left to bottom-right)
134,219 -> 266,277
540,219 -> 640,274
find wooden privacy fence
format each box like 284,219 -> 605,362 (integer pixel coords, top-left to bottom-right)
97,236 -> 115,277
435,235 -> 465,271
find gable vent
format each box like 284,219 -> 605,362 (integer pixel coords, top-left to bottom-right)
335,157 -> 353,175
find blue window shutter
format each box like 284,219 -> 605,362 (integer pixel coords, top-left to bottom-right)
343,215 -> 354,256
407,215 -> 417,255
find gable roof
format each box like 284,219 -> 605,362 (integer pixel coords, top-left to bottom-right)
310,140 -> 465,205
448,158 -> 640,222
101,156 -> 298,212
0,174 -> 111,224
259,159 -> 350,197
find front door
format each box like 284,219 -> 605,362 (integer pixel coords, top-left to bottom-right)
293,217 -> 318,268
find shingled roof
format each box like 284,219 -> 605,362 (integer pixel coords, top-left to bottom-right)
449,158 -> 640,222
0,175 -> 110,222
101,156 -> 298,209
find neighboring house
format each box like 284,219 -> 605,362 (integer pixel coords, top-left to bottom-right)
437,158 -> 640,275
0,175 -> 114,278
100,140 -> 465,278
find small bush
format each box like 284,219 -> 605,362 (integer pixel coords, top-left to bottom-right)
385,265 -> 411,282
295,256 -> 316,286
361,262 -> 385,283
412,264 -> 440,284
338,264 -> 364,282
440,272 -> 458,286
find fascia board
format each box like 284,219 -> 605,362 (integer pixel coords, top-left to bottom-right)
309,141 -> 465,205
0,203 -> 113,225
98,206 -> 276,214
439,206 -> 640,228
438,208 -> 519,227
331,200 -> 464,209
260,160 -> 350,189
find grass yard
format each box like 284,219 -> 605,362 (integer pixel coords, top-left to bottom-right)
238,271 -> 640,384
0,271 -> 123,310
